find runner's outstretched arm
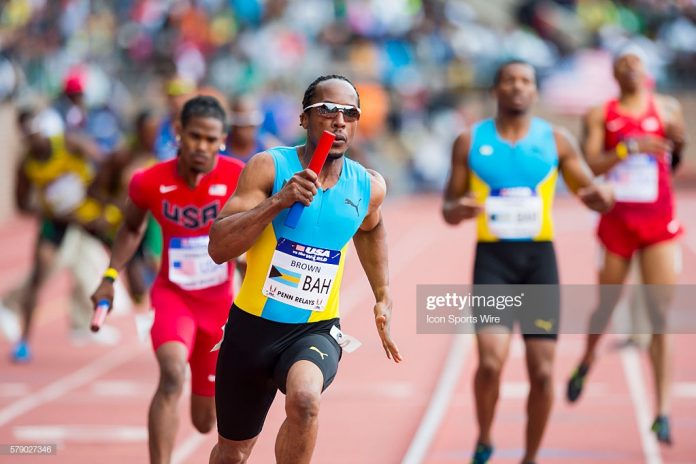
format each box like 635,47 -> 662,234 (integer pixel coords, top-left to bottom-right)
90,198 -> 148,306
353,170 -> 402,363
442,131 -> 483,225
555,127 -> 614,213
209,151 -> 320,263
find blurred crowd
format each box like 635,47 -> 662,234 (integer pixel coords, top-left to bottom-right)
2,0 -> 696,193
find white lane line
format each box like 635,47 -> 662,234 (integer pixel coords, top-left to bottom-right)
13,425 -> 147,443
0,345 -> 142,427
498,381 -> 610,399
333,381 -> 416,399
680,234 -> 696,258
172,432 -> 210,464
674,381 -> 696,398
91,380 -> 153,397
401,334 -> 472,464
620,347 -> 663,464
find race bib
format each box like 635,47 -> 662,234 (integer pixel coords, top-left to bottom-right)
44,173 -> 86,215
607,154 -> 658,203
168,236 -> 228,290
486,187 -> 543,239
262,238 -> 341,311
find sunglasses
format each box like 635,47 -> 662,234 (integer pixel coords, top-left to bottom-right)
303,102 -> 361,122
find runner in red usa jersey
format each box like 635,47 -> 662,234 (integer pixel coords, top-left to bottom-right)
91,96 -> 244,463
599,94 -> 682,254
129,154 -> 242,388
567,46 -> 686,446
129,156 -> 242,296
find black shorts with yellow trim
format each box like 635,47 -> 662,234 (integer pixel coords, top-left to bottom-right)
473,241 -> 560,340
215,304 -> 342,441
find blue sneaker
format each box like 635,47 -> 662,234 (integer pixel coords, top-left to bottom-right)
471,442 -> 493,464
11,339 -> 31,363
651,415 -> 672,445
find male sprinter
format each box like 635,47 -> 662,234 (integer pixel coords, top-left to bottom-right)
443,60 -> 614,464
91,96 -> 244,463
567,45 -> 686,445
208,75 -> 402,464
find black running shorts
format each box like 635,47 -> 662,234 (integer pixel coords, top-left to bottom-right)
215,305 -> 342,440
473,241 -> 560,340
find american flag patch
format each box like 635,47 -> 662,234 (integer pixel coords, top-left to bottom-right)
172,260 -> 197,275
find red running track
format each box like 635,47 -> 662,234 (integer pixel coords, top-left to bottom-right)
0,192 -> 694,463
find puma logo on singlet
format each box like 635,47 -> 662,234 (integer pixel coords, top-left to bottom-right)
309,346 -> 328,360
344,198 -> 361,216
534,319 -> 554,333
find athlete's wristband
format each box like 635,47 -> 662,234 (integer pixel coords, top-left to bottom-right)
103,267 -> 119,283
615,142 -> 629,160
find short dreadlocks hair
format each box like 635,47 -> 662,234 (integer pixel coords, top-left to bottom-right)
301,75 -> 360,110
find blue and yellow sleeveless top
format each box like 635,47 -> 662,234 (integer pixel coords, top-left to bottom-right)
235,146 -> 371,323
469,118 -> 558,242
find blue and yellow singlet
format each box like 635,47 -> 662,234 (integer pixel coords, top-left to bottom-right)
468,118 -> 558,242
235,146 -> 371,323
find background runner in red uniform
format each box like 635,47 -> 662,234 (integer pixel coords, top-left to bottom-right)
91,95 -> 244,463
567,45 -> 686,446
